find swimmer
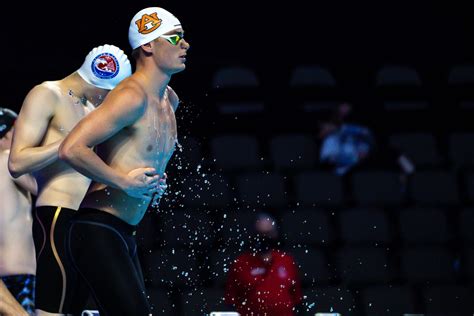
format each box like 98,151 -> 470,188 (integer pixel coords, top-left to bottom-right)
59,6 -> 190,315
8,44 -> 132,315
0,108 -> 37,315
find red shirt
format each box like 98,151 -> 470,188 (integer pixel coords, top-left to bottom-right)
225,250 -> 302,316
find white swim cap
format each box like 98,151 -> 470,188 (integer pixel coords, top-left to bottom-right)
129,7 -> 182,50
77,44 -> 132,90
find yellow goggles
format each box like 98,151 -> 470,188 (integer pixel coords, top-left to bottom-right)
161,33 -> 184,45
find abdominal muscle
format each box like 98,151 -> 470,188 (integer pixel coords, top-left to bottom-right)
80,186 -> 150,225
35,161 -> 92,210
80,148 -> 175,226
0,186 -> 35,276
81,149 -> 174,225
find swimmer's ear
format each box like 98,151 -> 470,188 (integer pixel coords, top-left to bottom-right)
140,42 -> 153,54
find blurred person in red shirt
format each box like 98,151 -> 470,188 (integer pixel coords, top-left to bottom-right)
225,212 -> 303,316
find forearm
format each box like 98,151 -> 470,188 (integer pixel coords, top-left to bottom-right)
0,301 -> 27,316
59,145 -> 126,190
0,282 -> 28,315
9,140 -> 61,177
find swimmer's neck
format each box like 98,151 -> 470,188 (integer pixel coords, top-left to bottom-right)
134,67 -> 171,98
61,73 -> 95,105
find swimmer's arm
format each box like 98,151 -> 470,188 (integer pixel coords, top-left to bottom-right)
2,152 -> 38,194
167,85 -> 180,111
8,85 -> 61,178
12,174 -> 38,196
59,87 -> 146,189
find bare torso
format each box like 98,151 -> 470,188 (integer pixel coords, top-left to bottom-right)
81,86 -> 177,225
0,150 -> 35,276
35,81 -> 96,210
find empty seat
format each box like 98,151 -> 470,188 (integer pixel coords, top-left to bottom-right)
337,247 -> 391,284
459,208 -> 474,244
399,207 -> 450,244
466,173 -> 474,203
460,100 -> 474,109
465,248 -> 474,280
211,66 -> 263,114
448,64 -> 474,85
447,65 -> 474,113
294,171 -> 344,206
376,65 -> 422,86
339,208 -> 391,244
301,100 -> 343,113
400,247 -> 455,283
236,172 -> 287,207
281,209 -> 334,246
383,100 -> 430,111
212,66 -> 259,88
410,171 -> 460,206
361,285 -> 416,315
216,101 -> 265,114
449,133 -> 474,168
269,134 -> 317,170
389,132 -> 441,166
210,134 -> 261,170
351,171 -> 405,206
290,65 -> 336,87
423,285 -> 474,315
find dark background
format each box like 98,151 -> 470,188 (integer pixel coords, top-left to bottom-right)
2,1 -> 473,112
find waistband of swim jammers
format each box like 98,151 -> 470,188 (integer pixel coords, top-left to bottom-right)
76,208 -> 138,236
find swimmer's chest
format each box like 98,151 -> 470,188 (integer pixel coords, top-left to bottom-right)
137,101 -> 177,154
49,97 -> 94,134
108,105 -> 177,160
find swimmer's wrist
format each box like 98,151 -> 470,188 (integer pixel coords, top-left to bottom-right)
114,173 -> 131,191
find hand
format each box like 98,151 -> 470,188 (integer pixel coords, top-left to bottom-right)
151,173 -> 168,207
121,167 -> 160,199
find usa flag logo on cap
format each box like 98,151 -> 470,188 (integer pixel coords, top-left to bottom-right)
91,53 -> 119,79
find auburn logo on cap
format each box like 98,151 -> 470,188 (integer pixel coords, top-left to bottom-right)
135,12 -> 162,34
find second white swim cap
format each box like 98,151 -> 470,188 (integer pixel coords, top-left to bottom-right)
77,44 -> 132,90
128,7 -> 182,50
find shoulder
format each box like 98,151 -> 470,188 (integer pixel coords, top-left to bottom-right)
166,85 -> 180,111
104,78 -> 147,114
19,82 -> 61,116
29,81 -> 62,100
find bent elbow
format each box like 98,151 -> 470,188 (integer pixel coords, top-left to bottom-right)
8,157 -> 22,178
58,142 -> 73,163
